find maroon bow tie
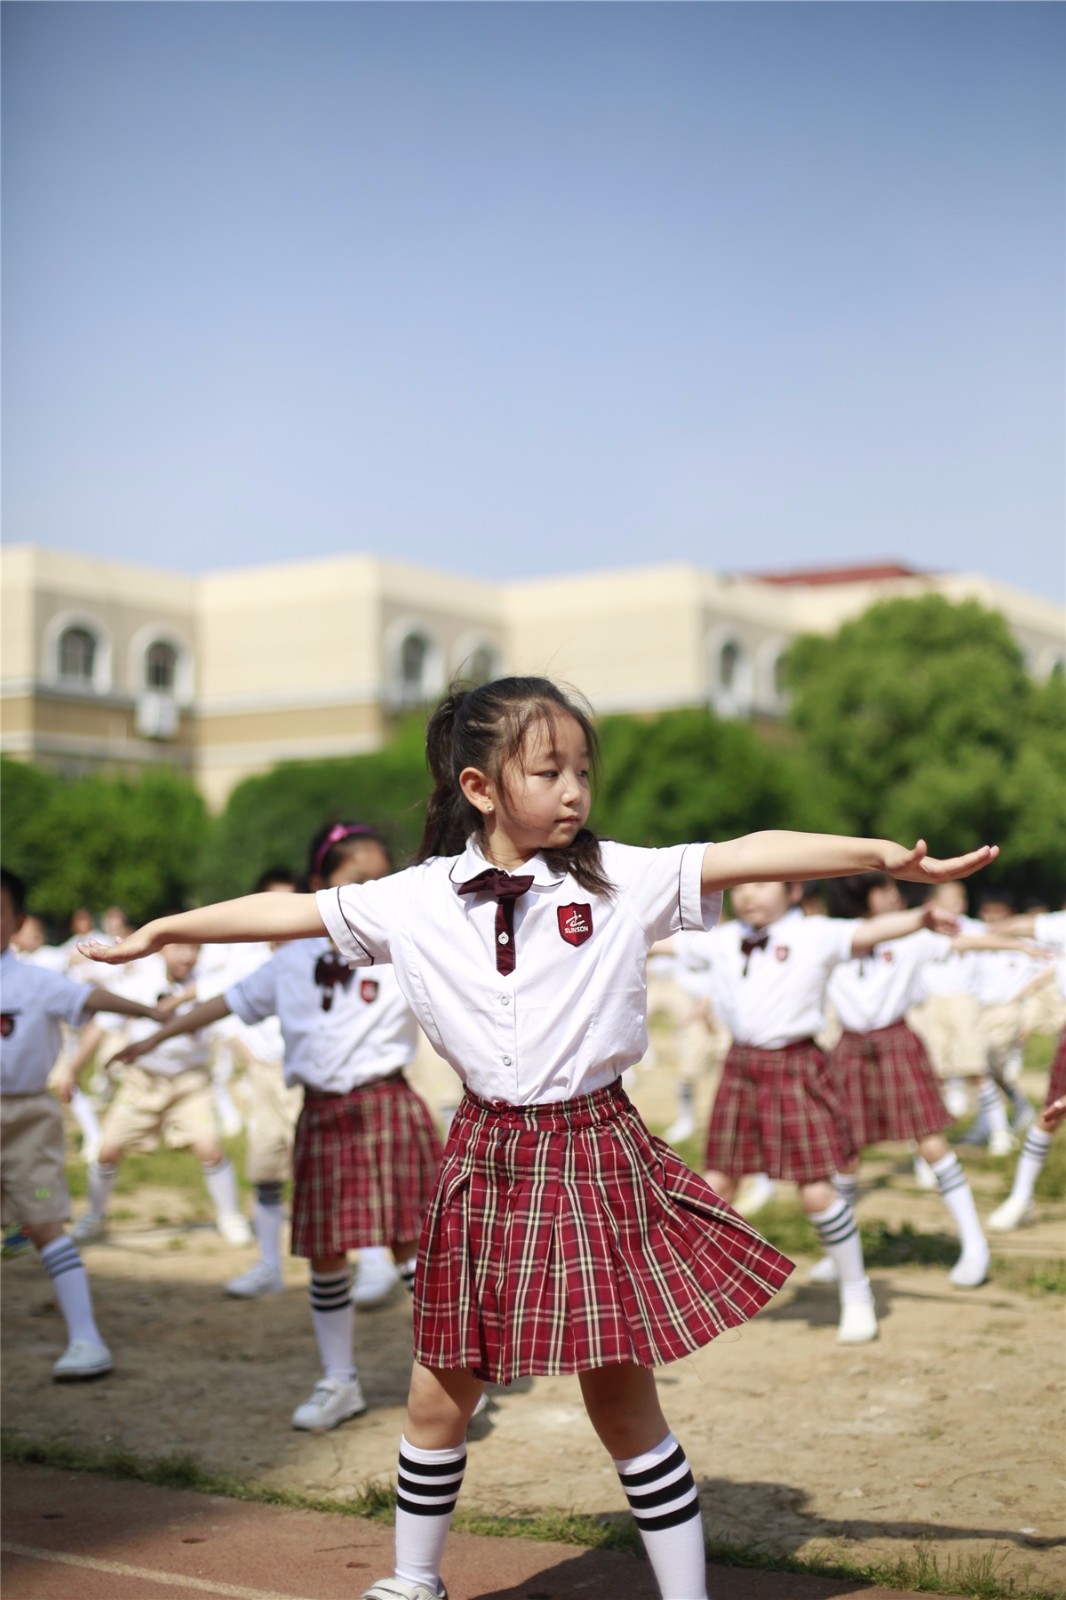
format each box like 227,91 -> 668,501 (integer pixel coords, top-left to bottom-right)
740,930 -> 769,975
458,868 -> 534,976
314,951 -> 354,1011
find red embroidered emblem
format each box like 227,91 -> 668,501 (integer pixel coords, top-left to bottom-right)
881,950 -> 895,963
359,979 -> 379,1004
0,1013 -> 14,1038
557,904 -> 593,947
774,946 -> 790,962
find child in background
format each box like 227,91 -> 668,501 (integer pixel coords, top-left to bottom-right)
823,873 -> 996,1289
0,868 -> 172,1378
985,908 -> 1066,1231
199,867 -> 303,1299
968,892 -> 1050,1148
701,879 -> 979,1342
108,823 -> 444,1432
907,881 -> 987,1122
68,940 -> 251,1247
81,676 -> 999,1600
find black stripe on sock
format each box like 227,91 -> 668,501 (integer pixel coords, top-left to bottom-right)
399,1450 -> 467,1478
395,1494 -> 457,1517
618,1443 -> 687,1490
397,1473 -> 463,1500
632,1499 -> 702,1532
626,1469 -> 697,1512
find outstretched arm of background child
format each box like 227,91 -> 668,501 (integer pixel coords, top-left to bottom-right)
52,1020 -> 104,1104
849,902 -> 958,957
701,833 -> 998,894
78,894 -> 328,966
106,994 -> 233,1067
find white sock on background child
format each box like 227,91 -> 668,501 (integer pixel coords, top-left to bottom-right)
201,1156 -> 241,1220
86,1160 -> 118,1219
253,1181 -> 285,1272
309,1268 -> 354,1380
39,1236 -> 103,1345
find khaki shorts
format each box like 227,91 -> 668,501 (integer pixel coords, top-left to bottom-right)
907,993 -> 986,1077
99,1065 -> 220,1155
980,1001 -> 1022,1076
242,1055 -> 301,1184
1,1093 -> 71,1226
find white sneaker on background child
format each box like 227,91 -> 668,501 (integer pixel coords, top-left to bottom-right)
291,1375 -> 367,1431
52,1337 -> 113,1380
217,1212 -> 253,1247
225,1260 -> 284,1297
987,1193 -> 1036,1232
352,1246 -> 400,1307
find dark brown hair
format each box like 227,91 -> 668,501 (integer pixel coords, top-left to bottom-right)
416,677 -> 614,897
305,822 -> 392,887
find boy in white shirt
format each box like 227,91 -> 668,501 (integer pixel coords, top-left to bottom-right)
0,868 -> 170,1378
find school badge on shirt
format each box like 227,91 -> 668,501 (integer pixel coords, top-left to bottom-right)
557,904 -> 593,947
359,978 -> 379,1004
774,946 -> 790,962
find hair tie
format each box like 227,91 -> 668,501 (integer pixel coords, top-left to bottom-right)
312,823 -> 376,878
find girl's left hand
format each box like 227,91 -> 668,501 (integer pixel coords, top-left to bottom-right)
78,925 -> 162,965
884,841 -> 999,883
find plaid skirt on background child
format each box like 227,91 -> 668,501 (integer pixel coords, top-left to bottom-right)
415,1080 -> 794,1384
291,1074 -> 444,1258
704,1039 -> 856,1183
831,1021 -> 952,1147
1047,1030 -> 1066,1108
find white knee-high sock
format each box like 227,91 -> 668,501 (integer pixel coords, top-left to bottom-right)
69,1088 -> 102,1153
1006,1127 -> 1053,1209
810,1199 -> 871,1305
201,1157 -> 241,1221
394,1435 -> 466,1596
309,1269 -> 354,1380
39,1236 -> 103,1345
977,1078 -> 1009,1139
616,1432 -> 707,1600
86,1161 -> 118,1219
832,1171 -> 859,1207
931,1152 -> 986,1254
253,1181 -> 285,1271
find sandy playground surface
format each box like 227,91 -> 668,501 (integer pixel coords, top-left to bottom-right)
2,1042 -> 1064,1596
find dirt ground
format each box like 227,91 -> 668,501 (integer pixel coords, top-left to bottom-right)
2,1043 -> 1064,1596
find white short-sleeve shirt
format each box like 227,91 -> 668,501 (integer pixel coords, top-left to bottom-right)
970,946 -> 1050,1007
316,836 -> 717,1105
203,942 -> 284,1063
828,927 -> 953,1034
917,915 -> 984,999
122,954 -> 209,1077
702,910 -> 858,1049
225,937 -> 418,1094
1,947 -> 91,1094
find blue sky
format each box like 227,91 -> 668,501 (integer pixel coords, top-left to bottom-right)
3,3 -> 1063,600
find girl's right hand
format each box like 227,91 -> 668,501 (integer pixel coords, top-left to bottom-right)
78,924 -> 163,965
107,1040 -> 150,1069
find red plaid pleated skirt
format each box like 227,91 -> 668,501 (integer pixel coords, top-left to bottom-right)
1046,1030 -> 1066,1107
704,1040 -> 856,1184
291,1074 -> 444,1259
832,1021 -> 951,1146
414,1080 -> 794,1384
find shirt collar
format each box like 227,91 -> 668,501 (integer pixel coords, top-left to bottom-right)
449,834 -> 568,890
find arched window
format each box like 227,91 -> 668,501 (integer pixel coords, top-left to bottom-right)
145,640 -> 178,692
773,652 -> 789,697
467,644 -> 499,686
401,632 -> 431,700
58,626 -> 97,684
719,640 -> 741,691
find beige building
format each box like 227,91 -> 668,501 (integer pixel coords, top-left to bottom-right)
2,543 -> 1062,809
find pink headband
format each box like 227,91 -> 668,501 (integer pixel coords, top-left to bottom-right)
312,823 -> 378,878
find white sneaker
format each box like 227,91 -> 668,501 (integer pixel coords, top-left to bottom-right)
912,1156 -> 938,1191
988,1193 -> 1037,1233
225,1260 -> 284,1298
291,1375 -> 368,1431
949,1243 -> 990,1288
808,1255 -> 839,1284
352,1249 -> 400,1307
70,1212 -> 107,1245
987,1129 -> 1017,1158
361,1582 -> 448,1600
217,1212 -> 253,1247
734,1172 -> 775,1217
837,1300 -> 878,1344
471,1390 -> 490,1418
53,1338 -> 113,1380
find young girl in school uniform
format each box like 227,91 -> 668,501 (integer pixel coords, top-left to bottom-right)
82,677 -> 999,1600
107,823 -> 443,1433
822,873 -> 996,1289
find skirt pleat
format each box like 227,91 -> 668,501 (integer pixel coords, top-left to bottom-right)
832,1022 -> 952,1146
415,1081 -> 793,1383
704,1041 -> 857,1184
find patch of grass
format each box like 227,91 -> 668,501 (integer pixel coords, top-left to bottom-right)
991,1257 -> 1066,1298
5,1431 -> 1061,1599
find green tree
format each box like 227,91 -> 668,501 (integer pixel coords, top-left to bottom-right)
2,764 -> 209,928
783,596 -> 1065,900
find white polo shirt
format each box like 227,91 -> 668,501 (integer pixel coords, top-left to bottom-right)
225,937 -> 417,1094
316,836 -> 717,1105
202,942 -> 284,1064
917,915 -> 984,1000
122,953 -> 209,1077
970,946 -> 1049,1007
1,947 -> 91,1095
702,910 -> 858,1050
828,928 -> 953,1034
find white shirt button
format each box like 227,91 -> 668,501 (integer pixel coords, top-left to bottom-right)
498,932 -> 509,945
502,1055 -> 512,1066
499,995 -> 510,1006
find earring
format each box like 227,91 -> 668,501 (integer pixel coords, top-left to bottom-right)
485,803 -> 494,813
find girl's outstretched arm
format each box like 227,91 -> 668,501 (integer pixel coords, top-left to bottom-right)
701,833 -> 998,894
77,894 -> 327,967
107,995 -> 233,1067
